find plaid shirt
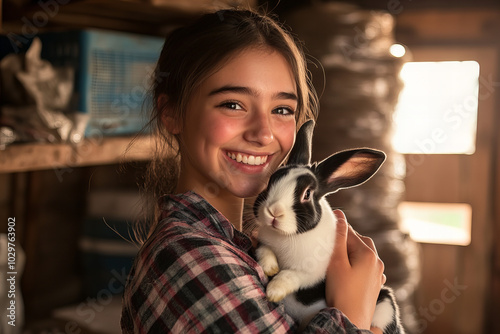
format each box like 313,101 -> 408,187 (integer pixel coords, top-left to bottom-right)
121,191 -> 373,333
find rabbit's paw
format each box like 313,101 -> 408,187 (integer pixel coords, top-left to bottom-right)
266,271 -> 299,303
262,258 -> 280,277
371,287 -> 404,333
256,246 -> 280,277
266,279 -> 291,302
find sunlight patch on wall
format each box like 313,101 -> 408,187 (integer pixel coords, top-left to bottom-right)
392,61 -> 480,154
398,201 -> 472,246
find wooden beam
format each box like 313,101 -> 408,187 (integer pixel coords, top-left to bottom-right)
396,9 -> 500,44
2,0 -> 257,35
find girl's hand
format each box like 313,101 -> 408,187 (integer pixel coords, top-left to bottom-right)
325,210 -> 386,330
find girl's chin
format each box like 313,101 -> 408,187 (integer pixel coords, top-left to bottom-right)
229,180 -> 267,199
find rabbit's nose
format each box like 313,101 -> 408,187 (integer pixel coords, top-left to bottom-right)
267,203 -> 285,218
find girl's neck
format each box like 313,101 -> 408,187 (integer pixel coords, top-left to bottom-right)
212,193 -> 244,232
176,184 -> 244,231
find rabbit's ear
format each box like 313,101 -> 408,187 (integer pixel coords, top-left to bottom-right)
286,120 -> 315,166
315,148 -> 386,197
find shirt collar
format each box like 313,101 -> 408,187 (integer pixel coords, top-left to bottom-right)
159,191 -> 252,252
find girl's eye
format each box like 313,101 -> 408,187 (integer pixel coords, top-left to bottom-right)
274,107 -> 295,116
220,102 -> 243,110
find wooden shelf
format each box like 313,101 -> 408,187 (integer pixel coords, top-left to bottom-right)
0,135 -> 155,173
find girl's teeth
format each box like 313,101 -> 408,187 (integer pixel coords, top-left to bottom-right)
227,152 -> 267,165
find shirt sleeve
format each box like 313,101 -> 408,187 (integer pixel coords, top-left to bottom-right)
121,231 -> 374,334
303,310 -> 375,334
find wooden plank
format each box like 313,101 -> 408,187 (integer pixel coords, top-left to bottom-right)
21,168 -> 88,320
0,135 -> 156,173
404,155 -> 462,202
54,0 -> 192,24
0,173 -> 11,233
0,0 -> 3,31
416,244 -> 458,334
2,0 -> 256,35
149,0 -> 257,12
396,9 -> 500,43
485,50 -> 500,334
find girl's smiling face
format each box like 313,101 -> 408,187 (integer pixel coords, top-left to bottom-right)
175,47 -> 298,200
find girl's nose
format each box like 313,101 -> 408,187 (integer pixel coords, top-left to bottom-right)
244,112 -> 274,146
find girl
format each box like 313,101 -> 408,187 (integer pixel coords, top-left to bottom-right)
121,8 -> 386,333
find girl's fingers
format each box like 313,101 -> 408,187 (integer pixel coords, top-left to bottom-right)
358,234 -> 378,256
340,214 -> 379,257
351,230 -> 385,285
335,210 -> 375,262
345,223 -> 369,259
332,210 -> 349,260
333,209 -> 347,222
333,209 -> 386,286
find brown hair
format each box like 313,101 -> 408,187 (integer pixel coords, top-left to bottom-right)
139,8 -> 319,240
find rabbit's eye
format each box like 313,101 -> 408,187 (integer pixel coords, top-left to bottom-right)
302,188 -> 312,202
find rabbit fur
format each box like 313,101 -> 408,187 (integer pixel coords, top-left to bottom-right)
253,120 -> 404,333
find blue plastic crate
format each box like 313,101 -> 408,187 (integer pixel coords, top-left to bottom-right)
37,29 -> 164,136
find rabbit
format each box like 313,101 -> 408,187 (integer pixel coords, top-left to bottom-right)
253,120 -> 404,333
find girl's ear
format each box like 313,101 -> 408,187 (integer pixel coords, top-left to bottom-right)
158,94 -> 181,134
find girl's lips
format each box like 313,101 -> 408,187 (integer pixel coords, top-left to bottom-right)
223,150 -> 275,174
226,151 -> 269,166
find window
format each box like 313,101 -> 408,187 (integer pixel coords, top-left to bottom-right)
392,57 -> 480,245
392,61 -> 480,154
398,201 -> 472,246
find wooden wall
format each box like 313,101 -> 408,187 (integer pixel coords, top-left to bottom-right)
395,9 -> 500,334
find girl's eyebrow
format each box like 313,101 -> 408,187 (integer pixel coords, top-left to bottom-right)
208,85 -> 298,101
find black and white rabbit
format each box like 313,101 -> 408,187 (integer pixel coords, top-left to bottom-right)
253,120 -> 404,333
